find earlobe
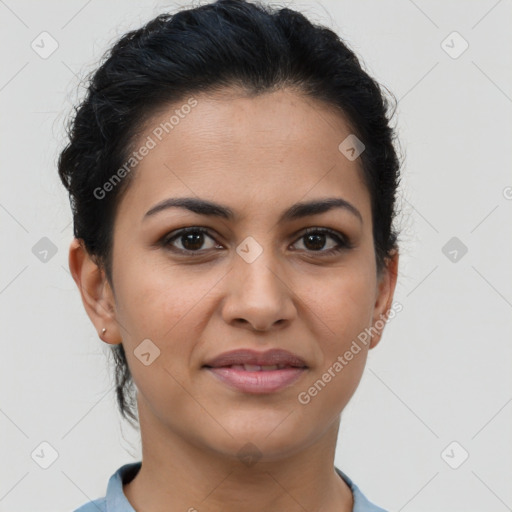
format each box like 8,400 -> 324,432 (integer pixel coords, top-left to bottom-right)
68,238 -> 122,345
369,250 -> 399,349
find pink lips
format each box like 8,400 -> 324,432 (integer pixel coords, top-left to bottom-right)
203,348 -> 308,394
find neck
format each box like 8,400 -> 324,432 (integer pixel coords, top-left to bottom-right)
124,399 -> 354,512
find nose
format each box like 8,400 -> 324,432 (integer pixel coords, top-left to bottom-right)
220,249 -> 296,333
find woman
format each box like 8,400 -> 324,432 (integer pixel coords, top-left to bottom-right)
59,0 -> 401,510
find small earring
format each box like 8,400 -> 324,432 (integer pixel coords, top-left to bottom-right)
101,328 -> 107,335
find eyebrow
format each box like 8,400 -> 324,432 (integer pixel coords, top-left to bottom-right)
143,196 -> 363,224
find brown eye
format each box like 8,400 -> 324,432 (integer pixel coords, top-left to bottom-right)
162,227 -> 220,253
291,228 -> 352,255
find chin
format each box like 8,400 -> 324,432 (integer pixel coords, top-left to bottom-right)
202,415 -> 312,462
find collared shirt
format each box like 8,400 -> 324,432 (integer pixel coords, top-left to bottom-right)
73,462 -> 388,512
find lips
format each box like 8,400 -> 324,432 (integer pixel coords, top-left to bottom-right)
202,348 -> 308,369
226,364 -> 292,371
203,349 -> 308,394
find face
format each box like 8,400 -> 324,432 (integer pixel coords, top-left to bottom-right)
73,87 -> 398,462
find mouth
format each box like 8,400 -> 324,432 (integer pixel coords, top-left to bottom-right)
205,363 -> 302,371
202,349 -> 308,394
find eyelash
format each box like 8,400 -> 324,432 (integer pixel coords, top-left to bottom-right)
160,226 -> 353,257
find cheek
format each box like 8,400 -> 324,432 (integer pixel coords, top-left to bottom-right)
299,266 -> 376,344
114,253 -> 191,332
112,258 -> 217,372
312,270 -> 375,406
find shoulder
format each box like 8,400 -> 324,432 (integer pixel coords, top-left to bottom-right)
335,467 -> 389,512
71,461 -> 141,512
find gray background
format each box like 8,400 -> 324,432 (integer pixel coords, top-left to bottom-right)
1,0 -> 511,510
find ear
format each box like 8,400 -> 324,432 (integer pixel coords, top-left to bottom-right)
369,249 -> 399,349
68,238 -> 122,345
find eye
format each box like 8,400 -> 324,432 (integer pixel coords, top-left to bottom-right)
161,227 -> 221,253
291,227 -> 352,255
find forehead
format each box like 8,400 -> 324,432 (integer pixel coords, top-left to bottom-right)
117,88 -> 371,224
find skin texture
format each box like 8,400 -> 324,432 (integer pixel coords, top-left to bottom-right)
69,87 -> 399,512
